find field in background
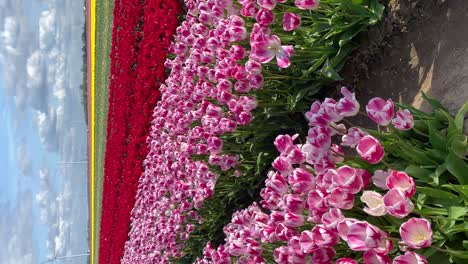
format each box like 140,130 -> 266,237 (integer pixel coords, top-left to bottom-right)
93,0 -> 113,262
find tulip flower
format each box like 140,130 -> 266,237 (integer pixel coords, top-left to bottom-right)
372,169 -> 390,190
400,218 -> 433,249
360,191 -> 387,216
295,0 -> 320,10
272,156 -> 293,175
363,249 -> 391,264
337,87 -> 360,117
289,168 -> 315,194
336,218 -> 358,241
392,109 -> 414,130
283,12 -> 301,31
257,0 -> 277,10
311,247 -> 335,263
321,208 -> 345,230
311,225 -> 339,247
386,171 -> 416,198
332,165 -> 363,194
299,230 -> 316,254
347,221 -> 385,251
251,35 -> 293,68
284,194 -> 305,213
356,135 -> 385,164
284,211 -> 305,227
328,188 -> 354,210
336,258 -> 359,264
383,189 -> 414,218
366,97 -> 395,126
274,134 -> 297,154
265,171 -> 288,196
307,189 -> 328,211
256,8 -> 275,26
393,252 -> 428,264
342,127 -> 368,148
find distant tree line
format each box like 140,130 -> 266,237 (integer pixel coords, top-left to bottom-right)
80,3 -> 88,126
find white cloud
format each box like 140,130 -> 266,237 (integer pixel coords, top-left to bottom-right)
35,108 -> 58,151
1,16 -> 19,55
39,9 -> 56,50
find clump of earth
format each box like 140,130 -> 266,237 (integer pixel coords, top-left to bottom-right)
340,0 -> 468,118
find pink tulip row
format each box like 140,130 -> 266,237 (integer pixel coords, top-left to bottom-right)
122,0 -> 324,262
196,89 -> 432,263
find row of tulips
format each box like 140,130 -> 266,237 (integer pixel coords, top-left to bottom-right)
99,0 -> 181,263
99,0 -> 145,262
196,91 -> 467,263
122,0 -> 387,262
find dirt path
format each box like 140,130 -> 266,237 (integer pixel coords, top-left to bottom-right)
342,0 -> 468,114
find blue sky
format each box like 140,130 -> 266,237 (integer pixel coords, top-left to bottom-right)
0,0 -> 88,263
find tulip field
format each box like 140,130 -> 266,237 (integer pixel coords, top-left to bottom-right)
95,0 -> 468,263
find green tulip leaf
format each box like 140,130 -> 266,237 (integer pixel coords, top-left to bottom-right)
446,151 -> 468,184
454,102 -> 468,132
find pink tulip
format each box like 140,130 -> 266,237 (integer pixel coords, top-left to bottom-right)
307,189 -> 328,211
366,98 -> 395,126
289,168 -> 315,194
265,171 -> 288,196
295,0 -> 320,10
341,127 -> 368,148
272,156 -> 293,175
332,165 -> 363,194
328,188 -> 354,210
360,191 -> 387,216
286,146 -> 306,164
230,45 -> 246,61
372,169 -> 390,190
299,230 -> 316,254
383,189 -> 414,218
305,101 -> 329,126
336,87 -> 360,117
336,258 -> 358,264
245,59 -> 262,74
321,208 -> 344,230
256,8 -> 275,26
392,109 -> 414,130
275,223 -> 298,241
393,252 -> 428,264
311,225 -> 339,247
311,247 -> 335,263
248,73 -> 264,90
284,194 -> 305,213
386,171 -> 416,198
400,218 -> 433,249
307,125 -> 332,149
336,218 -> 358,241
284,211 -> 305,227
251,35 -> 293,68
257,0 -> 277,10
347,221 -> 385,251
356,135 -> 385,164
273,246 -> 289,264
363,250 -> 391,264
274,134 -> 298,154
240,2 -> 258,18
283,12 -> 301,31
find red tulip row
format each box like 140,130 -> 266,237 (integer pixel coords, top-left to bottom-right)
98,0 -> 181,263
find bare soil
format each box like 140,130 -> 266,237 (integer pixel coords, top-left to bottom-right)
341,0 -> 468,115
